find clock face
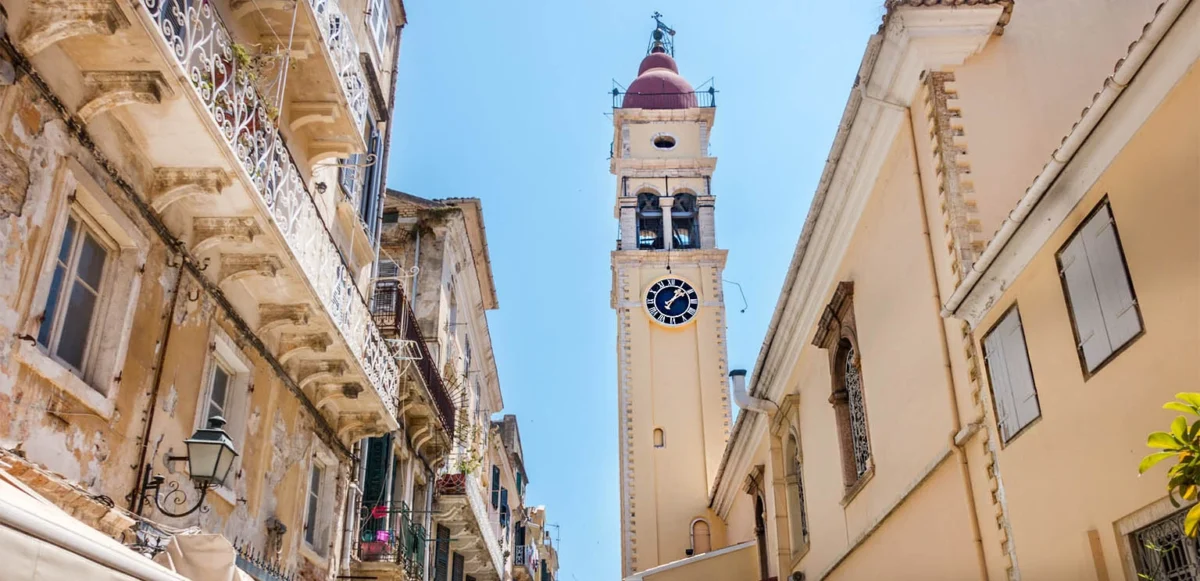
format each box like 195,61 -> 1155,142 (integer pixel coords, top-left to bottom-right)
645,277 -> 700,327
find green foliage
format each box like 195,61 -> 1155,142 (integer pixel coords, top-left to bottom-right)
1140,393 -> 1200,537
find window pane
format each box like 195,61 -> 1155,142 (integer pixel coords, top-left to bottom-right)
76,232 -> 108,289
58,217 -> 77,263
56,281 -> 99,369
209,366 -> 230,419
37,264 -> 68,347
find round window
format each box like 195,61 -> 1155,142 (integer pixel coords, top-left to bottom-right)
653,134 -> 677,149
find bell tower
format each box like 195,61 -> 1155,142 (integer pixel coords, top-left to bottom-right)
611,16 -> 731,577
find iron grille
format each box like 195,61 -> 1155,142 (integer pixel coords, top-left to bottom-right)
371,280 -> 456,434
1134,509 -> 1200,581
613,87 -> 717,108
845,346 -> 871,478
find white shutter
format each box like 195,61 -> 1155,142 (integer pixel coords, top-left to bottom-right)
1059,234 -> 1112,372
999,311 -> 1040,430
1080,205 -> 1142,351
983,325 -> 1018,441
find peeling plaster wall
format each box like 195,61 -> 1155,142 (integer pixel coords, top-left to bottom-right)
0,73 -> 350,578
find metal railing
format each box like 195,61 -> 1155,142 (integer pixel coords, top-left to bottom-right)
371,280 -> 456,434
138,0 -> 398,418
308,0 -> 369,133
357,501 -> 427,579
515,544 -> 540,571
233,539 -> 297,581
612,87 -> 716,108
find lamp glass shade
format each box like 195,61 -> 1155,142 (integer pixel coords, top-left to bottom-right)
184,416 -> 239,486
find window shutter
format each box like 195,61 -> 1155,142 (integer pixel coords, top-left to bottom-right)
984,319 -> 1019,441
451,553 -> 465,581
1059,234 -> 1112,371
433,525 -> 451,581
1080,205 -> 1141,351
491,465 -> 500,508
999,311 -> 1040,430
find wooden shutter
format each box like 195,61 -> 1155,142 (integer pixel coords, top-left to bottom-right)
1059,232 -> 1112,371
1080,204 -> 1141,351
451,553 -> 465,581
433,525 -> 451,581
500,488 -> 509,529
984,309 -> 1040,441
491,465 -> 500,508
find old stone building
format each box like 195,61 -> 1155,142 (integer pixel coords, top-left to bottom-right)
613,2 -> 1200,580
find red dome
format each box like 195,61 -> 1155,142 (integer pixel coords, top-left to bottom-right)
622,51 -> 696,109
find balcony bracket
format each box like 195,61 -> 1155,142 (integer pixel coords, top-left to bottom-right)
230,0 -> 298,22
20,0 -> 129,56
151,168 -> 231,213
259,35 -> 316,61
258,303 -> 312,335
289,102 -> 340,133
78,71 -> 174,123
337,412 -> 389,443
218,253 -> 285,286
278,332 -> 332,364
314,382 -> 364,412
308,140 -> 359,166
192,216 -> 263,255
290,359 -> 348,390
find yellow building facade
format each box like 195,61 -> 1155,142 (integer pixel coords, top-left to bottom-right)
610,21 -> 732,576
618,1 -> 1200,580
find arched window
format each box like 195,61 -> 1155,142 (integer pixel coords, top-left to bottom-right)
636,193 -> 663,250
690,519 -> 712,554
653,428 -> 665,448
838,340 -> 872,481
671,193 -> 699,249
784,433 -> 809,550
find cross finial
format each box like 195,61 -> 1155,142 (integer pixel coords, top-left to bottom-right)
647,12 -> 676,56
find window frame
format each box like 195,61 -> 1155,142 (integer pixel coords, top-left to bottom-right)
304,462 -> 324,548
1054,197 -> 1145,379
194,328 -> 252,501
784,431 -> 810,554
981,304 -> 1042,446
366,0 -> 392,59
37,209 -> 114,378
18,160 -> 149,418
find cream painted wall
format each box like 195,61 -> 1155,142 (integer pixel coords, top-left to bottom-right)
953,0 -> 1165,240
771,121 -> 981,579
971,64 -> 1200,581
627,122 -> 704,159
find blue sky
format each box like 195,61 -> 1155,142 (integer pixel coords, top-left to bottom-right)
387,2 -> 882,579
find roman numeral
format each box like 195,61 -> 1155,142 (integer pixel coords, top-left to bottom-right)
648,306 -> 660,318
686,307 -> 696,316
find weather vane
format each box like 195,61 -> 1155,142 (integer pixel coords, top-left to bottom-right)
648,12 -> 677,56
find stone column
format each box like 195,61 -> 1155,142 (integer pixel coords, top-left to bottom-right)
619,202 -> 638,251
659,196 -> 674,251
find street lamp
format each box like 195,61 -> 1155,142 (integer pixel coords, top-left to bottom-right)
135,416 -> 240,517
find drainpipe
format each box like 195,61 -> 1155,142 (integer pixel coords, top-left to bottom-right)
908,114 -> 988,581
126,262 -> 186,512
729,370 -> 772,414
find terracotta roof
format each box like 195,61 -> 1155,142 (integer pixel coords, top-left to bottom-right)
883,0 -> 1014,33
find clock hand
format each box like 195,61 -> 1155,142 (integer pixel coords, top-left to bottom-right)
664,289 -> 685,310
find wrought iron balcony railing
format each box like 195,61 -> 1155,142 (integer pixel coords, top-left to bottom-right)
307,0 -> 369,134
371,280 -> 456,435
515,544 -> 540,571
612,87 -> 716,108
137,0 -> 398,417
233,538 -> 297,581
357,501 -> 427,579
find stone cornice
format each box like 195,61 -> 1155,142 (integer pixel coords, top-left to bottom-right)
611,157 -> 717,178
613,107 -> 716,126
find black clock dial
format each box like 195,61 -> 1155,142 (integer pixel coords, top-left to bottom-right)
645,277 -> 700,326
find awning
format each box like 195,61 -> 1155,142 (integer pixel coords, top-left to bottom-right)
0,468 -> 189,581
154,534 -> 255,581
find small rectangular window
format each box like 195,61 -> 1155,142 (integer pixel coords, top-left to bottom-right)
305,463 -> 323,546
983,307 -> 1041,443
1130,508 -> 1200,580
1056,199 -> 1143,375
205,363 -> 231,423
38,214 -> 110,377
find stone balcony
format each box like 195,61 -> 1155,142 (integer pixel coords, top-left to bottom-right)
434,473 -> 504,581
8,0 -> 408,442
